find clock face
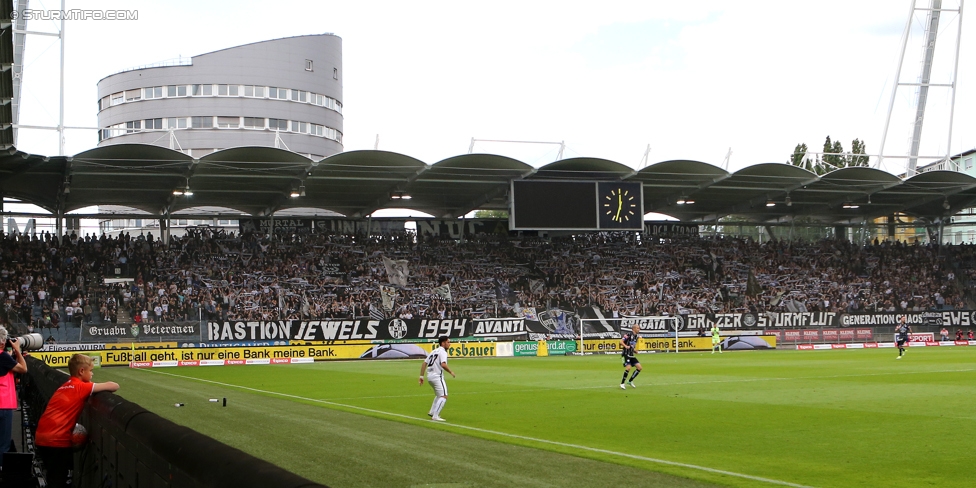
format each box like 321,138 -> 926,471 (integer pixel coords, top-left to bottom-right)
598,182 -> 643,230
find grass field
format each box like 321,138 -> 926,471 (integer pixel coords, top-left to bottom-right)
93,348 -> 976,488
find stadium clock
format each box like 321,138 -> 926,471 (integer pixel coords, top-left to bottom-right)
598,182 -> 643,230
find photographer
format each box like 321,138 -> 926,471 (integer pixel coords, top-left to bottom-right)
0,325 -> 27,471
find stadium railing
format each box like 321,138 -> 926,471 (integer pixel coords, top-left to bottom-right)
21,357 -> 328,488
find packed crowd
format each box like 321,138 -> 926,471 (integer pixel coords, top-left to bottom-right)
0,227 -> 972,330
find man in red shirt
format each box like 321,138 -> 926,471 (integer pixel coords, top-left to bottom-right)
35,354 -> 119,488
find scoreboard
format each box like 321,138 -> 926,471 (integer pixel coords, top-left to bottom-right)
510,180 -> 644,231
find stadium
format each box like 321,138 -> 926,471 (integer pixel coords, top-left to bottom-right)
2,2 -> 976,488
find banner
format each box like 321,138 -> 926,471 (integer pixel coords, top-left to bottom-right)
32,341 -> 498,368
239,218 -> 407,235
80,322 -> 200,342
471,318 -> 527,338
643,222 -> 699,236
579,336 -> 776,354
207,319 -> 470,342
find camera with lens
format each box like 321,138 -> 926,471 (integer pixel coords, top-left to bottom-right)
7,333 -> 44,351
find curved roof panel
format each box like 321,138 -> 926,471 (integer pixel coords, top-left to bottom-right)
533,157 -> 634,180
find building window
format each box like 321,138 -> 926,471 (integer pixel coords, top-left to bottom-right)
268,87 -> 279,99
966,158 -> 974,170
292,121 -> 307,133
144,118 -> 162,130
305,59 -> 313,71
268,118 -> 287,131
167,85 -> 177,97
254,86 -> 265,97
243,117 -> 265,129
244,85 -> 253,97
124,89 -> 141,102
177,85 -> 187,97
144,86 -> 162,99
217,116 -> 240,128
191,116 -> 213,129
218,84 -> 228,96
333,67 -> 338,80
125,120 -> 141,133
192,84 -> 213,96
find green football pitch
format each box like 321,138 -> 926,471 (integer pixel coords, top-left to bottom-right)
94,347 -> 976,488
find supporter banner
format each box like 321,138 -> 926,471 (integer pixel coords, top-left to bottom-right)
681,311 -> 976,330
471,318 -> 527,338
839,311 -> 976,327
207,319 -> 470,342
238,218 -> 407,235
80,323 -> 200,342
104,342 -> 179,349
415,219 -> 511,238
32,341 -> 499,368
643,222 -> 700,237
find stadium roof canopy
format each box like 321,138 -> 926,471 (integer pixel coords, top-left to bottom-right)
2,143 -> 975,224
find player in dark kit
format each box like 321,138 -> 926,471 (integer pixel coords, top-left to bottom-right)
895,315 -> 911,359
619,325 -> 642,389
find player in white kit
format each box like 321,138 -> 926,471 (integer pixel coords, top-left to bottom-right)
419,335 -> 456,422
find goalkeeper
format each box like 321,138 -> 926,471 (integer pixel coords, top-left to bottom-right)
619,325 -> 642,389
711,319 -> 722,354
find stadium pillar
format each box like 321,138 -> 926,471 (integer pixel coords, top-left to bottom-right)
55,208 -> 63,242
887,215 -> 896,242
160,217 -> 170,245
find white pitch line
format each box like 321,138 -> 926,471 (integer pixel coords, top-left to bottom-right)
138,368 -> 814,488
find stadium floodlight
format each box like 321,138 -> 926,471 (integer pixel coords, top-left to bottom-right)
684,199 -> 694,205
766,200 -> 776,207
842,202 -> 859,209
183,189 -> 194,196
676,195 -> 692,205
172,189 -> 184,196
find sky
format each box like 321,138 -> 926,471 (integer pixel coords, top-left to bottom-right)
13,0 -> 975,177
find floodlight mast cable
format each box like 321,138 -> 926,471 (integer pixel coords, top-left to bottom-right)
469,138 -> 566,160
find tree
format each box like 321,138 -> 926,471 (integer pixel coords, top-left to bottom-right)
788,136 -> 868,175
474,210 -> 508,219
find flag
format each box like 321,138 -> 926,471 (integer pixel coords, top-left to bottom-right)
301,290 -> 310,316
521,307 -> 538,321
369,303 -> 386,320
746,269 -> 763,297
382,256 -> 409,287
528,279 -> 545,294
433,284 -> 452,302
379,285 -> 397,311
